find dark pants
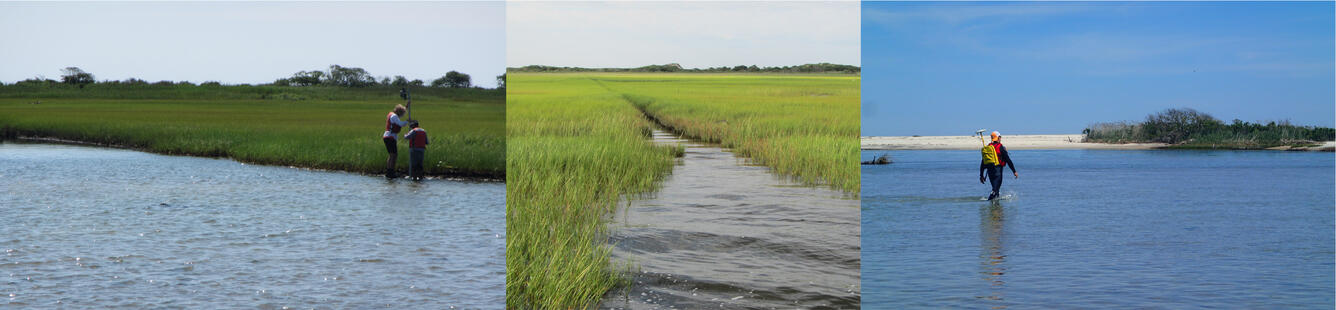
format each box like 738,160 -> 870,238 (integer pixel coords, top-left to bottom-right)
409,148 -> 425,178
986,165 -> 1004,199
383,137 -> 398,154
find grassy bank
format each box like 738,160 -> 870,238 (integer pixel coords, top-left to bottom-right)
506,72 -> 858,308
0,84 -> 504,178
599,73 -> 861,192
506,74 -> 679,308
1084,108 -> 1335,149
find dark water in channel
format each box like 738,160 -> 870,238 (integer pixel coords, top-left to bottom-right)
601,130 -> 860,309
0,143 -> 504,308
861,149 -> 1335,308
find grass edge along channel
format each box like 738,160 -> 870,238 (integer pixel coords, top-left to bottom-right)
0,85 -> 505,179
506,73 -> 680,308
506,72 -> 858,308
604,73 -> 860,193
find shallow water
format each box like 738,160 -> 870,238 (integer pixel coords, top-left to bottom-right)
862,150 -> 1335,308
0,143 -> 504,308
601,130 -> 860,309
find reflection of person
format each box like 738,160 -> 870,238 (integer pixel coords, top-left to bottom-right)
404,121 -> 429,180
979,131 -> 1018,200
383,104 -> 411,178
979,204 -> 1007,303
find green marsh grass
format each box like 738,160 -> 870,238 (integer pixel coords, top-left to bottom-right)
0,85 -> 503,177
506,72 -> 858,308
602,73 -> 860,192
506,73 -> 679,308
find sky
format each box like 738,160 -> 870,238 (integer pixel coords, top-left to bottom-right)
862,2 -> 1335,136
507,1 -> 860,68
0,2 -> 505,88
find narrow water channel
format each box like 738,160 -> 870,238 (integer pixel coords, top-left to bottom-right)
601,129 -> 860,309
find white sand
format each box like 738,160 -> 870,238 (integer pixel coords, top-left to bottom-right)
861,134 -> 1169,150
1265,141 -> 1336,152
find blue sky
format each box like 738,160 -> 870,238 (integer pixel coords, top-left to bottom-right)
862,2 -> 1335,136
0,2 -> 505,88
508,1 -> 858,68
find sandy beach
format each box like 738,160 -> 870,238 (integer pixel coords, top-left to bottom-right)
863,135 -> 1336,151
861,134 -> 1168,150
1266,141 -> 1336,152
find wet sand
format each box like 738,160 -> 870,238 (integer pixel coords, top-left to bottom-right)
862,134 -> 1167,150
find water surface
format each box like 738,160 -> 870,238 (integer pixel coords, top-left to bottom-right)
0,143 -> 504,308
601,130 -> 860,309
862,150 -> 1334,308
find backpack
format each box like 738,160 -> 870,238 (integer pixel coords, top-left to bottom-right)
981,143 -> 999,166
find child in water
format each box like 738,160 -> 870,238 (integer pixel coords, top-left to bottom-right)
404,121 -> 429,180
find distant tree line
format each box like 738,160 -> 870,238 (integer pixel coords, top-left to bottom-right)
270,65 -> 502,89
508,63 -> 860,74
1084,108 -> 1335,148
9,65 -> 504,89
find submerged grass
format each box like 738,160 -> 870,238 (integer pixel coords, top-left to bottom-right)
0,87 -> 504,177
506,72 -> 858,308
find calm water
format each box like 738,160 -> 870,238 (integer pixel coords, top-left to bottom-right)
0,143 -> 504,308
601,130 -> 860,309
862,149 -> 1334,308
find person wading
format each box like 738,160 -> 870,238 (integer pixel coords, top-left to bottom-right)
979,131 -> 1018,200
383,103 -> 411,178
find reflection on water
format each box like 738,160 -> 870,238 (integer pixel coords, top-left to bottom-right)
978,204 -> 1006,308
863,150 -> 1335,308
0,143 -> 504,308
601,130 -> 860,309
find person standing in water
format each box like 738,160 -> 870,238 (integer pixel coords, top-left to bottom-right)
383,103 -> 411,178
404,120 -> 429,180
979,131 -> 1018,200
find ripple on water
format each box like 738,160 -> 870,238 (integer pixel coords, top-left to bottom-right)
0,143 -> 504,308
861,150 -> 1335,308
603,130 -> 860,309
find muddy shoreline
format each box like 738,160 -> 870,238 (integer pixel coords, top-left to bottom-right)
2,136 -> 504,181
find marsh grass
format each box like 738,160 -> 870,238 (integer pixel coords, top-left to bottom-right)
603,73 -> 860,192
506,72 -> 858,309
506,74 -> 679,308
0,83 -> 501,102
0,86 -> 504,177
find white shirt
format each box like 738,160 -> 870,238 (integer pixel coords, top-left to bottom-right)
383,113 -> 408,139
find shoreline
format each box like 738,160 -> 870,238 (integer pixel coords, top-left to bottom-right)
2,136 -> 504,182
862,134 -> 1336,152
862,134 -> 1167,150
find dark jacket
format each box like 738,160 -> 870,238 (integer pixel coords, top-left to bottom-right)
980,142 -> 1017,176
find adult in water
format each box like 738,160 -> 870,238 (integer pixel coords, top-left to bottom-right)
383,103 -> 411,178
979,131 -> 1018,200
